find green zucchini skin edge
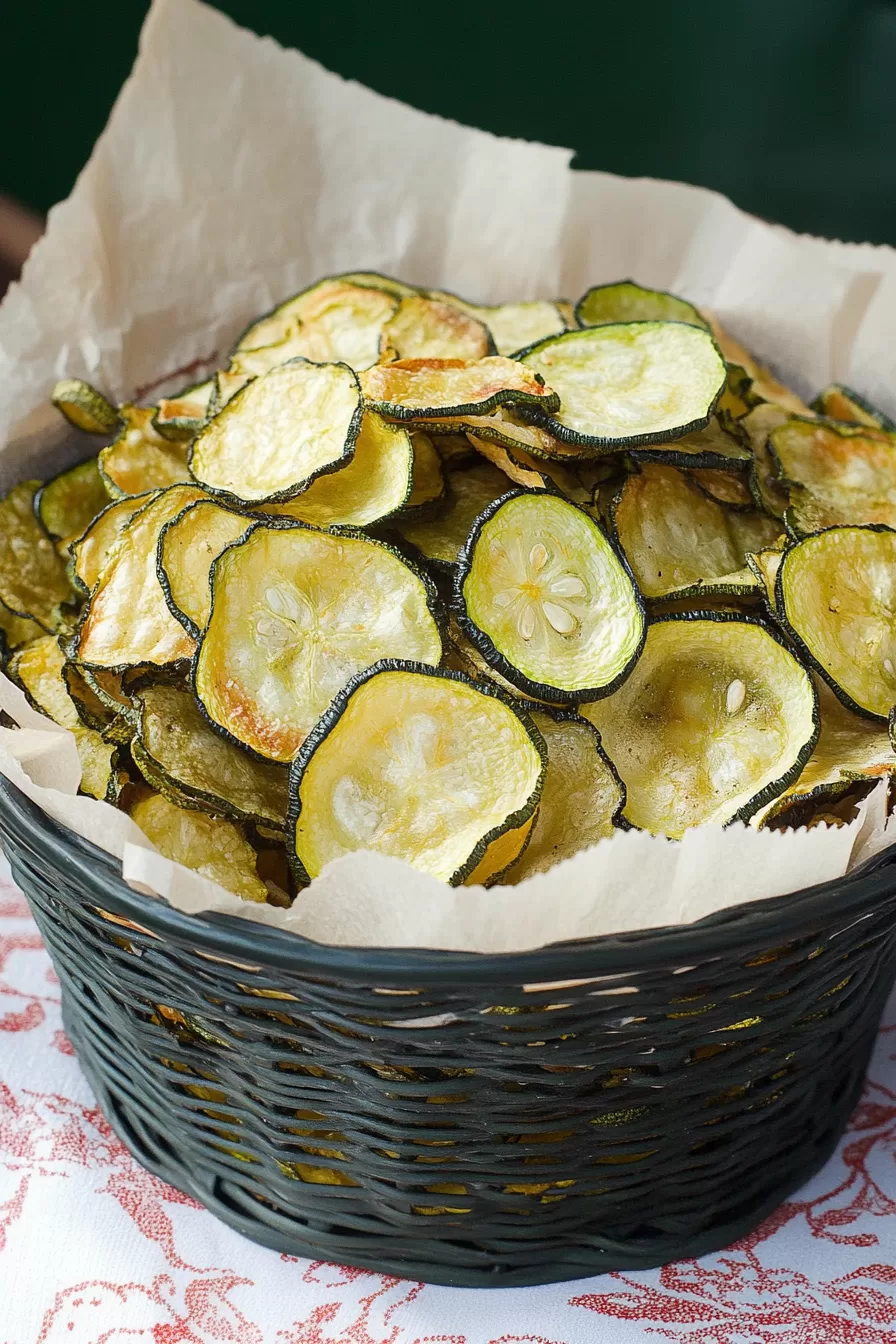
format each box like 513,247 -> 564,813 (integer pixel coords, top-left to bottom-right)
573,279 -> 708,332
774,524 -> 896,723
155,499 -> 254,642
515,322 -> 727,452
187,358 -> 365,507
191,519 -> 449,766
646,610 -> 820,826
231,271 -> 410,352
533,703 -> 629,832
66,490 -> 159,597
286,658 -> 548,889
365,378 -> 560,425
33,457 -> 107,540
630,442 -> 750,471
453,488 -> 647,705
810,383 -> 896,432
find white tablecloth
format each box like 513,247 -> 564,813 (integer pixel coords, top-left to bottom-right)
3,858 -> 896,1343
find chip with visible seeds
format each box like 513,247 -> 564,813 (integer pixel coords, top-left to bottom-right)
0,482 -> 73,632
288,662 -> 546,885
190,360 -> 363,504
129,788 -> 269,902
195,525 -> 444,761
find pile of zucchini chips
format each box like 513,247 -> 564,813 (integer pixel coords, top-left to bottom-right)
5,272 -> 895,904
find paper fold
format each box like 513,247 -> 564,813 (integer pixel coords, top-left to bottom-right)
0,0 -> 894,952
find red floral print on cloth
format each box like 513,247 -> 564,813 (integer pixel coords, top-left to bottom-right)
2,859 -> 896,1343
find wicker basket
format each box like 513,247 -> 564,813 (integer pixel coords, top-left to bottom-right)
2,775 -> 896,1288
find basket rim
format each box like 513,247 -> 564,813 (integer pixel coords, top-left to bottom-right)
2,773 -> 895,985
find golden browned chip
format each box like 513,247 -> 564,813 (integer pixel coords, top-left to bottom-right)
360,356 -> 558,420
380,296 -> 493,362
129,788 -> 269,902
99,406 -> 192,496
0,482 -> 73,632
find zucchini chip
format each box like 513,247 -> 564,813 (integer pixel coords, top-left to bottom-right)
754,677 -> 894,826
76,485 -> 207,671
427,291 -> 568,357
705,317 -> 811,416
189,360 -> 363,504
194,525 -> 444,761
519,323 -> 726,450
69,492 -> 153,594
505,708 -> 624,881
612,464 -> 777,601
717,364 -> 754,421
129,788 -> 269,903
288,662 -> 546,885
258,414 -> 414,528
235,278 -> 399,370
776,526 -> 896,720
336,271 -> 419,300
0,482 -> 73,632
405,431 -> 446,509
769,418 -> 896,535
456,491 -> 644,702
426,407 -> 579,461
99,406 -> 192,496
0,606 -> 43,661
10,636 -> 126,802
35,458 -> 109,543
575,280 -> 708,331
394,461 -> 511,571
157,500 -> 253,639
811,384 -> 895,432
131,682 -> 289,829
582,616 -> 819,835
631,417 -> 751,469
51,378 -> 121,435
152,379 -> 215,441
380,296 -> 494,362
466,434 -> 591,504
745,546 -> 784,610
689,467 -> 754,510
359,356 -> 558,421
740,403 -> 793,518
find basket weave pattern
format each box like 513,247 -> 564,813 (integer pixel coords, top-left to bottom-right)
3,779 -> 896,1287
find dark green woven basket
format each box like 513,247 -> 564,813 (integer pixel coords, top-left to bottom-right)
2,774 -> 896,1288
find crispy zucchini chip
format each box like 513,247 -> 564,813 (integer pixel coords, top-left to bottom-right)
404,431 -> 446,510
394,462 -> 511,571
195,525 -> 443,761
426,407 -> 579,461
129,788 -> 268,902
51,378 -> 120,435
63,660 -> 117,733
582,616 -> 818,835
288,663 -> 546,885
811,384 -> 895,432
776,526 -> 896,720
689,467 -> 753,509
77,485 -> 207,671
158,500 -> 253,639
190,360 -> 363,504
754,677 -> 894,826
10,636 -> 125,801
0,482 -> 73,632
35,458 -> 109,543
380,296 -> 493,361
631,417 -> 750,469
505,708 -> 624,881
431,433 -> 475,470
443,614 -> 560,705
0,606 -> 44,662
259,414 -> 413,528
457,491 -> 644,702
132,682 -> 289,829
770,418 -> 896,535
463,815 -> 535,886
152,379 -> 215,441
428,291 -> 568,357
336,271 -> 419,300
740,403 -> 793,517
519,323 -> 726,450
717,364 -> 754,421
99,406 -> 192,496
612,465 -> 776,601
466,435 -> 590,503
360,356 -> 558,421
745,546 -> 784,610
705,316 -> 811,415
69,493 -> 152,594
575,280 -> 707,331
236,278 -> 398,370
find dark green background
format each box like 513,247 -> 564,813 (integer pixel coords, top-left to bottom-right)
4,1 -> 894,244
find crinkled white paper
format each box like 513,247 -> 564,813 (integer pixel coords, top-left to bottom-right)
0,0 -> 893,952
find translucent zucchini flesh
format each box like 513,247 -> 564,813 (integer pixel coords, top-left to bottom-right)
190,360 -> 363,503
129,788 -> 268,903
69,493 -> 153,594
99,406 -> 192,496
194,526 -> 443,761
427,290 -> 568,357
575,280 -> 707,331
520,323 -> 726,449
289,663 -> 545,885
582,616 -> 818,836
158,500 -> 253,638
360,356 -> 559,421
380,296 -> 493,361
35,459 -> 109,543
457,492 -> 644,701
235,278 -> 399,370
777,526 -> 896,720
770,418 -> 896,535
